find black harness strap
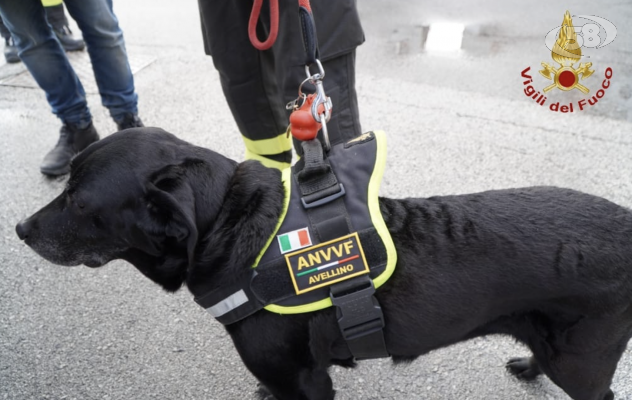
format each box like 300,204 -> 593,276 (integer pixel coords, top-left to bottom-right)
195,271 -> 262,326
297,142 -> 350,243
295,139 -> 389,360
298,3 -> 319,67
296,139 -> 338,197
330,275 -> 388,360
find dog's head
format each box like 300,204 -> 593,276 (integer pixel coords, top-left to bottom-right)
16,128 -> 237,291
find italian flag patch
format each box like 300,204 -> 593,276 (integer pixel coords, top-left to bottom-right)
277,228 -> 312,254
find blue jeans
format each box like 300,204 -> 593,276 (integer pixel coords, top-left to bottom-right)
0,0 -> 137,126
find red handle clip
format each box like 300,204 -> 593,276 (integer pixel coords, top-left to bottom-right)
289,94 -> 324,141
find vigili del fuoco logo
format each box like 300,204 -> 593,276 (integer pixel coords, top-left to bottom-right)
520,10 -> 616,113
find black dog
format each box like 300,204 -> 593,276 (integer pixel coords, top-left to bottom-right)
16,128 -> 632,400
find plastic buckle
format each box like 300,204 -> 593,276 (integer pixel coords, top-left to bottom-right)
329,276 -> 385,342
301,183 -> 345,209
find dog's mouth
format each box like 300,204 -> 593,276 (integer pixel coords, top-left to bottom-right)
84,258 -> 107,268
25,240 -> 110,268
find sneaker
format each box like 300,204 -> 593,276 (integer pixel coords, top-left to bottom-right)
53,25 -> 85,52
115,113 -> 144,131
3,37 -> 20,63
40,122 -> 100,176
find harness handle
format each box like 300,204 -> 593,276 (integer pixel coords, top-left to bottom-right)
298,0 -> 319,66
248,0 -> 279,50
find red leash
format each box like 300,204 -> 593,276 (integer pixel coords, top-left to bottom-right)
248,0 -> 279,50
249,0 -> 313,50
298,0 -> 311,12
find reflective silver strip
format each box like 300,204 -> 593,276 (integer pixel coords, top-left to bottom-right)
206,290 -> 249,318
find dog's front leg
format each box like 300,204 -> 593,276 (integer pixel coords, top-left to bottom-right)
227,313 -> 336,400
254,369 -> 335,400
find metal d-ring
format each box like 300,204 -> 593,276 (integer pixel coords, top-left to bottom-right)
304,59 -> 325,81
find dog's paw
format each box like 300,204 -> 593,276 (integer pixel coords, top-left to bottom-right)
506,357 -> 542,381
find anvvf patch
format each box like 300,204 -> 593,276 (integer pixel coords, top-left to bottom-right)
285,232 -> 369,294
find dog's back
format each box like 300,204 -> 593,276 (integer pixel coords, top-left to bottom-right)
379,186 -> 632,400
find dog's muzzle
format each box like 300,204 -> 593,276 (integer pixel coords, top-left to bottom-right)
16,217 -> 34,241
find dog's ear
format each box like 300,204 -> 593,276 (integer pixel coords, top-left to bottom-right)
145,163 -> 199,266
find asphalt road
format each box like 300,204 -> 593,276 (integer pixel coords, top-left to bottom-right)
1,1 -> 631,399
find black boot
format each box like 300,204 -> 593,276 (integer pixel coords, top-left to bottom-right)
3,37 -> 19,63
0,16 -> 19,63
115,113 -> 144,131
40,122 -> 100,176
53,26 -> 85,52
45,4 -> 85,52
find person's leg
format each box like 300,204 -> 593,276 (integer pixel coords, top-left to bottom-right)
274,0 -> 364,147
198,0 -> 292,170
43,0 -> 85,52
0,14 -> 20,63
41,0 -> 66,25
197,0 -> 363,168
0,0 -> 99,176
0,0 -> 91,126
63,0 -> 141,129
0,14 -> 10,39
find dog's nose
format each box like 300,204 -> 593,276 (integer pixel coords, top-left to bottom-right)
16,218 -> 33,240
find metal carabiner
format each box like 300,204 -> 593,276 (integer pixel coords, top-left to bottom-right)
319,113 -> 330,151
304,59 -> 333,150
311,82 -> 332,151
286,73 -> 313,112
304,60 -> 330,122
310,79 -> 332,123
304,58 -> 326,81
286,92 -> 306,112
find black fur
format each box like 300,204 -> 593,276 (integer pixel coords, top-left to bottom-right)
16,128 -> 632,400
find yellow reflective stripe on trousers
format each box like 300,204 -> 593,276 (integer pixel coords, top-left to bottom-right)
245,149 -> 291,171
41,0 -> 63,7
242,132 -> 292,156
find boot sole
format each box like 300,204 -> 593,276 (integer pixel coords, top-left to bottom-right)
4,55 -> 20,63
63,45 -> 85,52
40,134 -> 99,176
40,164 -> 70,177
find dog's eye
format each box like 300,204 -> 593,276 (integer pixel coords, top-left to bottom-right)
67,194 -> 85,209
147,202 -> 160,213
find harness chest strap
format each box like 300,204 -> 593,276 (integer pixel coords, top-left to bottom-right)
195,131 -> 397,360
